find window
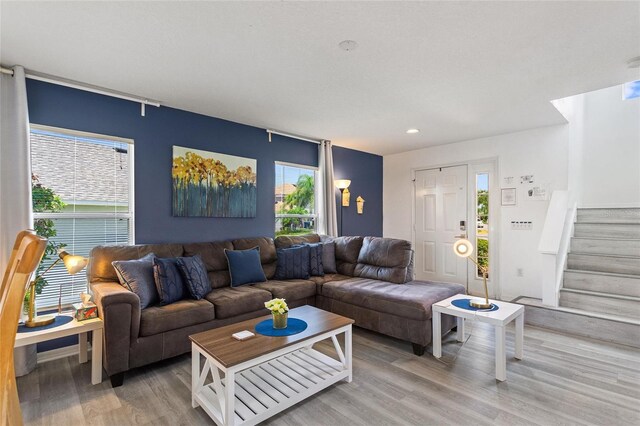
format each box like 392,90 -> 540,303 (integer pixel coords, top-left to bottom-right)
30,126 -> 134,309
476,173 -> 489,278
275,162 -> 316,237
623,80 -> 640,100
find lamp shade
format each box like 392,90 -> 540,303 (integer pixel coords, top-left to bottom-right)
453,239 -> 474,258
59,251 -> 89,275
334,179 -> 351,190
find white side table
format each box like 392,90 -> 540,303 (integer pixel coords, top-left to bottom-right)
15,316 -> 104,385
432,295 -> 524,381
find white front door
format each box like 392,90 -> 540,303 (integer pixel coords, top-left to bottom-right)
414,165 -> 468,284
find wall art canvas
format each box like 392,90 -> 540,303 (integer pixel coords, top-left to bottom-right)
172,146 -> 257,217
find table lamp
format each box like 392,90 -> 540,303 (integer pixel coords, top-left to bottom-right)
453,238 -> 491,309
26,250 -> 89,327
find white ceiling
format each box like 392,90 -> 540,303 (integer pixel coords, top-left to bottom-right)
1,1 -> 638,155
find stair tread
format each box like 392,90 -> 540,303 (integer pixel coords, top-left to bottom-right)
559,287 -> 640,301
514,297 -> 640,325
576,220 -> 640,226
564,269 -> 640,280
568,252 -> 640,260
571,236 -> 640,242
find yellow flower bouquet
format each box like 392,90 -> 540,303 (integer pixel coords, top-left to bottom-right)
265,298 -> 289,329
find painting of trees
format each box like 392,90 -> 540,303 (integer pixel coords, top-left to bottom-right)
172,146 -> 257,217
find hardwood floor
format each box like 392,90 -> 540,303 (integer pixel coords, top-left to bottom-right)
17,322 -> 640,425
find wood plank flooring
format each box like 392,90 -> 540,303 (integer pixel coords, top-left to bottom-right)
17,322 -> 640,425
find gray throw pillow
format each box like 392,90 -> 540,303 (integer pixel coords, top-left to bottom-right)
321,242 -> 337,274
112,253 -> 158,309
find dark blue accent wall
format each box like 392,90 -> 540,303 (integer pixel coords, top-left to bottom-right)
26,80 -> 382,242
333,146 -> 383,237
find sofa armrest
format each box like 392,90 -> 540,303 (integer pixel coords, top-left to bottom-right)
91,281 -> 141,376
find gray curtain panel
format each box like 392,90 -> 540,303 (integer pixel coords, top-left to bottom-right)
318,140 -> 338,237
0,66 -> 33,274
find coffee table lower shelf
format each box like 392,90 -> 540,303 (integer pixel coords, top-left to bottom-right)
191,323 -> 352,426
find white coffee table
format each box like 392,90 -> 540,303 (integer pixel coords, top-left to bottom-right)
432,295 -> 524,381
190,306 -> 353,426
15,315 -> 103,384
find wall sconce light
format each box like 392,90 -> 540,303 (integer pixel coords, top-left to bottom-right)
342,188 -> 351,206
334,179 -> 351,236
356,196 -> 365,214
335,179 -> 351,205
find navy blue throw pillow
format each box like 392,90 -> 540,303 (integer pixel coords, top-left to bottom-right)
224,247 -> 267,287
321,242 -> 337,274
176,255 -> 211,299
275,245 -> 311,280
153,257 -> 186,305
112,253 -> 158,309
293,243 -> 324,276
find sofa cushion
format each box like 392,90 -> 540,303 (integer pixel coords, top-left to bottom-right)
183,241 -> 233,289
274,234 -> 321,248
232,237 -> 278,279
355,237 -> 414,284
112,253 -> 158,309
153,257 -> 186,305
274,245 -> 311,280
225,247 -> 267,286
307,273 -> 350,293
205,286 -> 272,319
320,278 -> 465,321
176,255 -> 211,299
253,279 -> 316,301
139,299 -> 215,336
307,274 -> 350,286
333,236 -> 363,276
89,243 -> 184,283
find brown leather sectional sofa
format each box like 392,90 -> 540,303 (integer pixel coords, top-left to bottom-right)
89,234 -> 464,386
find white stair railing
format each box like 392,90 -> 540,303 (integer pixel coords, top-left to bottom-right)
538,190 -> 577,306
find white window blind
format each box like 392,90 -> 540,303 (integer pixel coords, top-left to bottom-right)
30,126 -> 133,309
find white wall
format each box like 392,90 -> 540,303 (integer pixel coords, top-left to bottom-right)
384,125 -> 569,301
579,86 -> 640,207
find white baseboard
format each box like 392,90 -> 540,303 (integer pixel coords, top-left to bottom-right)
37,344 -> 92,363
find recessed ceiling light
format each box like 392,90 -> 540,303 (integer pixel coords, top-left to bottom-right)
338,40 -> 358,51
406,128 -> 420,134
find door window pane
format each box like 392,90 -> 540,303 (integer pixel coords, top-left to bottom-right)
476,173 -> 489,278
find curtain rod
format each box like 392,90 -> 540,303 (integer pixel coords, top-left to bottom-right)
0,65 -> 160,116
266,129 -> 324,145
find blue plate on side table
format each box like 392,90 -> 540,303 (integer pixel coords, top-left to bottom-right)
451,298 -> 499,312
17,315 -> 74,333
255,318 -> 308,337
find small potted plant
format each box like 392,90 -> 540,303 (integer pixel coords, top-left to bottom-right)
265,298 -> 289,329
